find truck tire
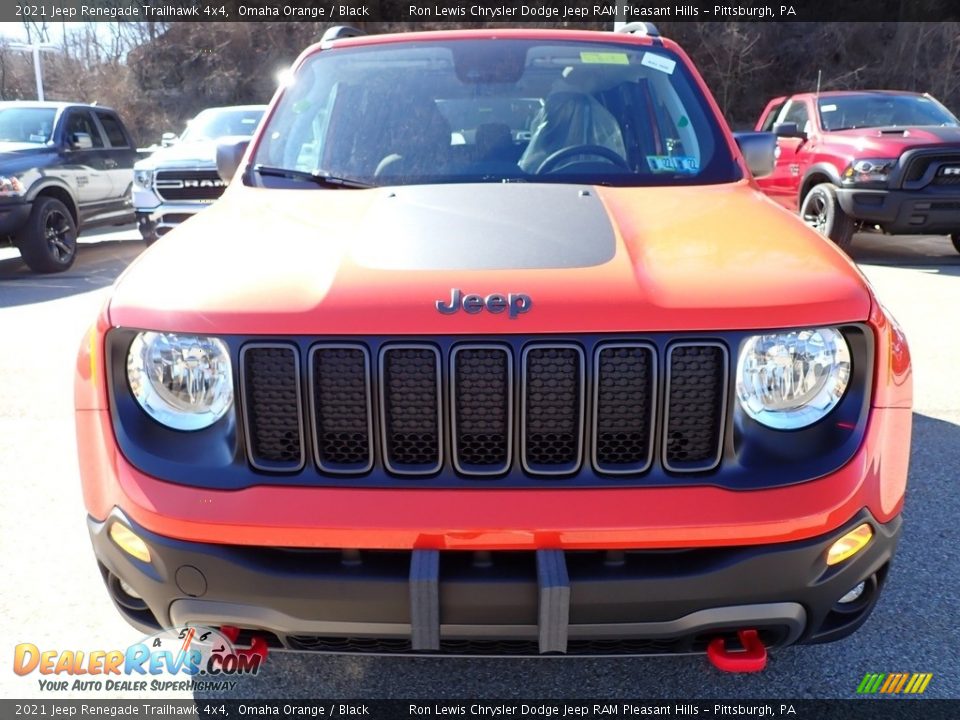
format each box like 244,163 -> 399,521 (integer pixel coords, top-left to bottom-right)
951,234 -> 960,255
800,183 -> 855,251
15,196 -> 78,273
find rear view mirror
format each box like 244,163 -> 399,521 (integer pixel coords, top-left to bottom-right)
733,132 -> 777,179
216,138 -> 250,183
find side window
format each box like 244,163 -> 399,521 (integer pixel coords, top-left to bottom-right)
779,100 -> 811,135
96,112 -> 129,148
759,101 -> 786,132
65,110 -> 104,148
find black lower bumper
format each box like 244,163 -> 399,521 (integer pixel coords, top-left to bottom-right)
0,201 -> 31,236
836,186 -> 960,234
89,509 -> 900,656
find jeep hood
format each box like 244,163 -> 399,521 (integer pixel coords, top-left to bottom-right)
109,181 -> 872,335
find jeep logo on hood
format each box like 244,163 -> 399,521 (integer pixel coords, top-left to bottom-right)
436,289 -> 532,319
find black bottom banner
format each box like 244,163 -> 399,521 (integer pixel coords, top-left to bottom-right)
3,700 -> 957,720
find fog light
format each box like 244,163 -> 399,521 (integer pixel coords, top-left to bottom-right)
109,523 -> 152,563
838,581 -> 866,604
118,578 -> 142,599
826,523 -> 873,566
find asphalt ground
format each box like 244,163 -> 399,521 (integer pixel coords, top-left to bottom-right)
0,227 -> 957,701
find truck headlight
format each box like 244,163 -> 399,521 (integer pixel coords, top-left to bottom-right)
841,158 -> 897,186
133,169 -> 154,189
736,328 -> 851,430
126,332 -> 233,431
0,176 -> 25,197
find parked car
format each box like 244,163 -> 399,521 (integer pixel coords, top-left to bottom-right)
76,25 -> 911,667
0,101 -> 139,272
133,105 -> 267,244
755,90 -> 960,252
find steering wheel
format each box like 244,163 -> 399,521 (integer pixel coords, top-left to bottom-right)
536,144 -> 630,174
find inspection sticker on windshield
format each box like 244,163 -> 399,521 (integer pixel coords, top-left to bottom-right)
580,52 -> 629,65
820,104 -> 838,113
641,53 -> 676,75
647,155 -> 699,173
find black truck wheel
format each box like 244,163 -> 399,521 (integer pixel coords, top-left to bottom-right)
800,183 -> 855,251
15,197 -> 78,273
951,234 -> 960,254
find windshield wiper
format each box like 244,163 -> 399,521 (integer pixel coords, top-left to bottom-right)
253,165 -> 373,189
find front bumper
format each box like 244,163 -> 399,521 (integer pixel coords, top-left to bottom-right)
0,200 -> 32,236
90,508 -> 900,656
836,186 -> 960,234
135,202 -> 211,238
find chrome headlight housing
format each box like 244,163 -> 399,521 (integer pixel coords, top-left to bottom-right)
0,175 -> 26,197
736,328 -> 851,430
126,332 -> 233,431
133,168 -> 154,189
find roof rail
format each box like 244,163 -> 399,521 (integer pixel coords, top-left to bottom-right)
320,26 -> 366,46
615,22 -> 660,38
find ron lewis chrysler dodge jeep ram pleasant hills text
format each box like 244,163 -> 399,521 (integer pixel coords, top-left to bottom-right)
75,25 -> 912,670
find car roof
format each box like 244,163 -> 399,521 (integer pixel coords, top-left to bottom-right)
790,90 -> 927,102
0,100 -> 118,112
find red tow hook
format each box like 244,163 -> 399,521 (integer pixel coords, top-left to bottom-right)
706,629 -> 768,673
219,625 -> 270,666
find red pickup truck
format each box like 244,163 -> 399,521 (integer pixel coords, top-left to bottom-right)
755,90 -> 960,253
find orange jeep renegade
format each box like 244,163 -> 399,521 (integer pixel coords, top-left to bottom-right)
75,25 -> 912,669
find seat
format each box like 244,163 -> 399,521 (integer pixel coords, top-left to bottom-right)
474,122 -> 514,162
518,92 -> 625,173
375,96 -> 453,179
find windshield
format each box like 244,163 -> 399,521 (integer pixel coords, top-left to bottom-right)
819,94 -> 959,131
181,107 -> 265,141
0,107 -> 56,144
251,38 -> 740,188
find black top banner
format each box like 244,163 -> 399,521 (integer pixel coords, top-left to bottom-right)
3,0 -> 959,23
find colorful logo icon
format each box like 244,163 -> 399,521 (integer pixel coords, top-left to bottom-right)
857,672 -> 933,694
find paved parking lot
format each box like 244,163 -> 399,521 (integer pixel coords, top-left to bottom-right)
0,227 -> 957,700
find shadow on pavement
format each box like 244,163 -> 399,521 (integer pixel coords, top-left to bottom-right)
850,232 -> 960,273
191,412 -> 960,700
0,239 -> 144,308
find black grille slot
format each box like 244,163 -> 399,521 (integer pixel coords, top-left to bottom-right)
522,345 -> 584,474
241,345 -> 304,471
380,346 -> 442,473
663,344 -> 727,471
154,170 -> 227,202
310,346 -> 372,473
903,154 -> 960,186
593,344 -> 655,473
452,346 -> 512,475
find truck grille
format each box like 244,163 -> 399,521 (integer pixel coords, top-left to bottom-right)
154,169 -> 227,202
901,152 -> 960,188
239,338 -> 729,482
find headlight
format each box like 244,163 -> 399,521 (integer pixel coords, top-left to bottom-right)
126,332 -> 233,431
841,158 -> 897,186
0,175 -> 25,197
133,169 -> 154,189
736,328 -> 851,430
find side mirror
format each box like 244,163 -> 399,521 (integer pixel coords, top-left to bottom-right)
160,132 -> 179,148
772,122 -> 807,140
733,132 -> 777,179
216,138 -> 249,183
70,132 -> 94,150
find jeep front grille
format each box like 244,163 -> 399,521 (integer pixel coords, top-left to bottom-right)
238,338 -> 729,482
154,169 -> 226,202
